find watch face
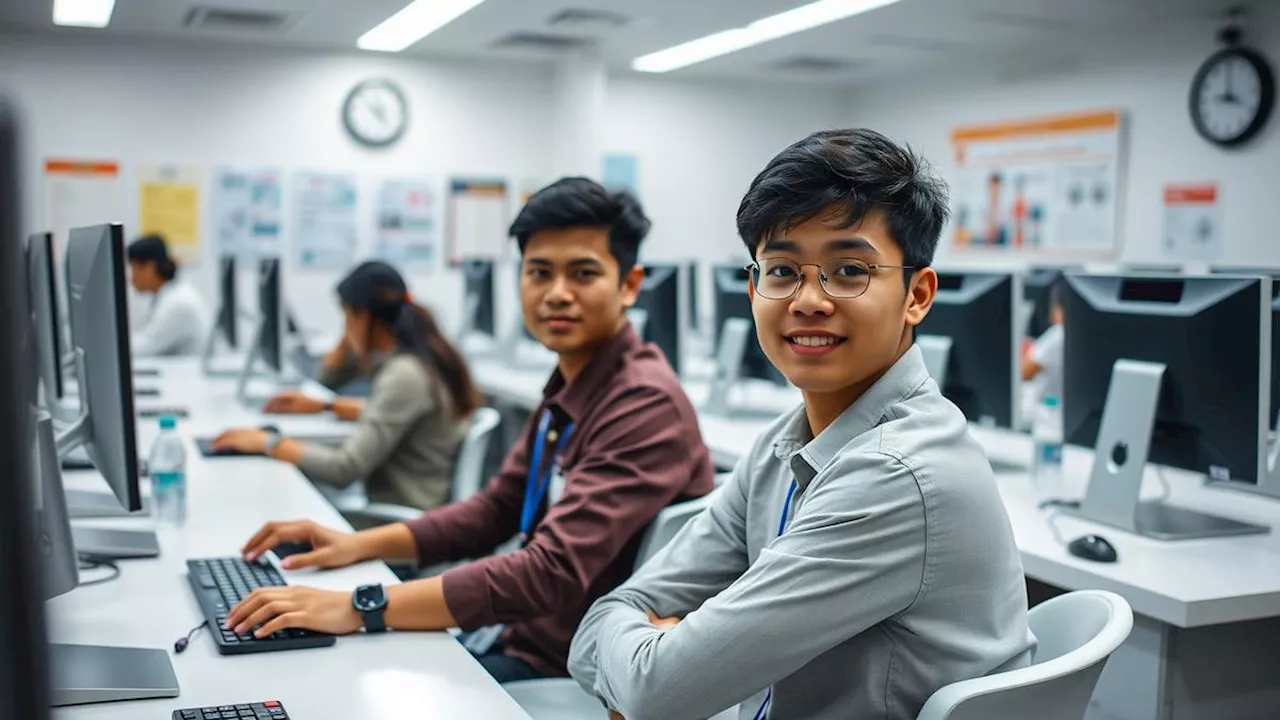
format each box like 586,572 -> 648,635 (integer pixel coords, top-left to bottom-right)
353,584 -> 386,611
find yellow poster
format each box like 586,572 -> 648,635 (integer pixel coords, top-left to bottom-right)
137,164 -> 202,264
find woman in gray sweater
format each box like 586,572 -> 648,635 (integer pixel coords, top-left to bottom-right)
212,261 -> 482,512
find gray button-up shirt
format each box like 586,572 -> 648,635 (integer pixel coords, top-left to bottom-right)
569,344 -> 1036,720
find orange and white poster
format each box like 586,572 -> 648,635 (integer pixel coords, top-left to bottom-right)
43,158 -> 122,258
950,109 -> 1124,258
1162,183 -> 1221,261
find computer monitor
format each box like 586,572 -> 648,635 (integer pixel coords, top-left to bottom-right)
713,264 -> 784,384
462,258 -> 495,338
915,271 -> 1021,430
687,260 -> 700,332
217,254 -> 238,348
61,223 -> 142,513
26,232 -> 65,403
258,257 -> 283,373
634,263 -> 681,376
1061,273 -> 1272,539
1212,265 -> 1280,430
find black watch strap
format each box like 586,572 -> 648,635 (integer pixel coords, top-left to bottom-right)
362,607 -> 387,633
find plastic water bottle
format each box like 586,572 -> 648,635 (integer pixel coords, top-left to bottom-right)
1031,396 -> 1064,501
149,415 -> 188,526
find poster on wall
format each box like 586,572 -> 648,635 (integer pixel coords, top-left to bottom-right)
374,179 -> 440,269
601,153 -> 639,197
43,158 -> 122,258
293,171 -> 358,270
212,168 -> 283,260
137,164 -> 203,265
447,177 -> 509,264
949,110 -> 1124,258
1162,183 -> 1222,261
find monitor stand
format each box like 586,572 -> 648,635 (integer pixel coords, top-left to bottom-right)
915,334 -> 953,389
704,318 -> 752,417
1066,358 -> 1269,540
48,643 -> 180,706
235,314 -> 303,406
67,488 -> 150,519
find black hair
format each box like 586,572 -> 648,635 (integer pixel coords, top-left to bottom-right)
336,261 -> 480,419
736,128 -> 950,274
126,234 -> 178,281
509,177 -> 651,279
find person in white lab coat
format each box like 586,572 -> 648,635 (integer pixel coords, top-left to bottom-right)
1023,280 -> 1064,403
127,234 -> 207,357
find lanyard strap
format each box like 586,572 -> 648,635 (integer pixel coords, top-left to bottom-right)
754,477 -> 799,720
520,409 -> 575,540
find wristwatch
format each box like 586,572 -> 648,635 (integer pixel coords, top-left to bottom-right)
352,584 -> 388,633
262,429 -> 282,455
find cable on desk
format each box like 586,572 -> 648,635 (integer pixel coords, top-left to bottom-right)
1152,467 -> 1172,503
76,554 -> 121,587
174,620 -> 209,654
1042,509 -> 1069,547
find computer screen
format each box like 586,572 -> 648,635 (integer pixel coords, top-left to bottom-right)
1063,273 -> 1267,485
26,232 -> 64,400
0,93 -> 54,720
713,264 -> 785,385
635,263 -> 681,376
687,260 -> 700,332
915,271 -> 1020,430
1213,266 -> 1280,428
64,223 -> 142,512
257,257 -> 282,373
463,258 -> 495,337
217,255 -> 238,348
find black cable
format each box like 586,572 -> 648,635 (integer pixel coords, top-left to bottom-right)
1043,509 -> 1068,547
174,621 -> 209,654
76,554 -> 121,587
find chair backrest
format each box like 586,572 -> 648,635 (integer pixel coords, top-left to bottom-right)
915,590 -> 1133,720
450,407 -> 502,504
633,491 -> 716,571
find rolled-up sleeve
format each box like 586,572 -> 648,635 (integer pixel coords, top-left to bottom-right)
439,386 -> 701,630
571,451 -> 928,720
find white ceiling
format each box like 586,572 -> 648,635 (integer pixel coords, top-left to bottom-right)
0,0 -> 1265,84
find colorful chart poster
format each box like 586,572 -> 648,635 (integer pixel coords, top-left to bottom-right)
447,177 -> 509,264
213,168 -> 283,260
950,110 -> 1124,258
138,164 -> 202,264
1162,183 -> 1222,261
293,172 -> 358,269
374,179 -> 439,268
43,158 -> 122,259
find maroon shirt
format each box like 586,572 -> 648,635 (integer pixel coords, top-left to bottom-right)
405,324 -> 715,677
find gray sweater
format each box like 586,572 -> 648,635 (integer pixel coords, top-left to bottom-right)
298,353 -> 467,512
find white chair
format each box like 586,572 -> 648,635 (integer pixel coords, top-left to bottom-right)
337,406 -> 503,525
503,491 -> 726,720
916,589 -> 1133,720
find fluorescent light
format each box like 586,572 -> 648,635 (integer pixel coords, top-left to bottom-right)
357,0 -> 489,52
632,0 -> 902,73
52,0 -> 116,28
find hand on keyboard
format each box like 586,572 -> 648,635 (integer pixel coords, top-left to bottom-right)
185,557 -> 336,654
225,585 -> 362,639
241,519 -> 363,570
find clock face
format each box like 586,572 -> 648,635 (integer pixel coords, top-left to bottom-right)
343,79 -> 408,148
1190,48 -> 1275,147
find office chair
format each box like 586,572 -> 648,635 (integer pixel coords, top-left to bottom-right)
916,590 -> 1133,720
503,492 -> 735,720
337,406 -> 503,525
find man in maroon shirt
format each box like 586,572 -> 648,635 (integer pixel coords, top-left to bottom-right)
226,177 -> 716,682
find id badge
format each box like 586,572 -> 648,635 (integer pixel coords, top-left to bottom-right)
548,466 -> 568,505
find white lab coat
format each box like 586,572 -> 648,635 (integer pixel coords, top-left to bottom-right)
131,280 -> 207,357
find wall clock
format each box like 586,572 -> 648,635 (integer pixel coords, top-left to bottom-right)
1189,45 -> 1275,147
342,79 -> 408,149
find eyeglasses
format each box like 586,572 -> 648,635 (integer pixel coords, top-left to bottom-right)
746,258 -> 918,300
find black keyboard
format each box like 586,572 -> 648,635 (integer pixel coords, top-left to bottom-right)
196,438 -> 254,457
186,557 -> 334,655
173,700 -> 291,719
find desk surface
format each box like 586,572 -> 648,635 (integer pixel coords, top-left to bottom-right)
469,357 -> 1280,629
52,360 -> 531,720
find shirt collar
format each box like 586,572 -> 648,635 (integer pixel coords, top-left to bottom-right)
541,323 -> 642,423
774,344 -> 931,484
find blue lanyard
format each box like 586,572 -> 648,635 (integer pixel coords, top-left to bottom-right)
754,477 -> 799,720
520,409 -> 575,542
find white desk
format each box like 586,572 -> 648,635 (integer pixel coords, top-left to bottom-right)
51,366 -> 531,719
470,357 -> 1280,720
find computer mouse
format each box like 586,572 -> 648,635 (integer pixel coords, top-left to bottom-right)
1068,534 -> 1118,563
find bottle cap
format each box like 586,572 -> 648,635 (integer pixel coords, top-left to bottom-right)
1043,396 -> 1060,408
159,415 -> 177,430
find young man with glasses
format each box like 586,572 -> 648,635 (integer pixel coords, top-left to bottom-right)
569,129 -> 1035,720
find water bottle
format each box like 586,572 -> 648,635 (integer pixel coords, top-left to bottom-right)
149,415 -> 188,526
1031,395 -> 1064,501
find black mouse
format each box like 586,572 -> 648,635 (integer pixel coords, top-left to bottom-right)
1068,534 -> 1118,563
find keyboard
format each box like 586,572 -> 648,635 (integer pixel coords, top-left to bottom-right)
186,557 -> 335,655
196,438 -> 254,457
173,700 -> 290,719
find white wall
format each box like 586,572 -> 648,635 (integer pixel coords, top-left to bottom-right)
841,14 -> 1280,269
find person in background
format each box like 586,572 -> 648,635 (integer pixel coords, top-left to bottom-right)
126,234 -> 207,356
212,261 -> 479,513
221,177 -> 716,684
1023,279 -> 1065,403
569,129 -> 1034,720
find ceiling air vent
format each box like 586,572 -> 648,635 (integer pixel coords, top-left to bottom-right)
546,8 -> 631,31
183,6 -> 294,33
493,32 -> 595,52
772,56 -> 859,74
